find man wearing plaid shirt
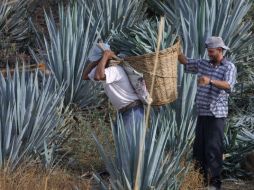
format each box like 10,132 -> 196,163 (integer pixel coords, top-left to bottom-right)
178,36 -> 237,190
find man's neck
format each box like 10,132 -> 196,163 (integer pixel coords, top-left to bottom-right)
214,56 -> 224,65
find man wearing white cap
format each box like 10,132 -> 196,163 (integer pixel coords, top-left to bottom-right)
178,36 -> 237,190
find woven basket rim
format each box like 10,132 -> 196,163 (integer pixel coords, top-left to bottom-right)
121,40 -> 180,106
124,40 -> 180,60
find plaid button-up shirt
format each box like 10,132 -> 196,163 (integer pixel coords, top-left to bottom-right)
185,58 -> 237,118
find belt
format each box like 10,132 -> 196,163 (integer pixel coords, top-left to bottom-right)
119,100 -> 142,114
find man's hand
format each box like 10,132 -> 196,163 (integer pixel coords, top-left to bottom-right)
94,50 -> 116,81
103,50 -> 115,60
198,76 -> 210,86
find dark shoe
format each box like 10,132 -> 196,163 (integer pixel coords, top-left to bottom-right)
210,177 -> 221,189
208,185 -> 221,190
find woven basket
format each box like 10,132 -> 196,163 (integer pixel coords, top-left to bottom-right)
124,41 -> 180,106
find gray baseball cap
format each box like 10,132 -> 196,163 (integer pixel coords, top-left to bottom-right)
205,36 -> 229,50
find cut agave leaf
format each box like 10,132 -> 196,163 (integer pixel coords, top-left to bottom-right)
109,18 -> 179,56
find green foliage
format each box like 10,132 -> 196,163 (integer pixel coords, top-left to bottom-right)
244,3 -> 254,32
93,109 -> 195,190
31,0 -> 147,108
0,0 -> 252,184
79,0 -> 146,41
109,18 -> 178,56
0,0 -> 32,50
149,0 -> 253,58
0,64 -> 65,171
234,44 -> 254,85
224,43 -> 254,177
32,3 -> 103,108
224,109 -> 254,178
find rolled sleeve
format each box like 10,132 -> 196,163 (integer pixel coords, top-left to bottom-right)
184,59 -> 201,74
224,63 -> 237,93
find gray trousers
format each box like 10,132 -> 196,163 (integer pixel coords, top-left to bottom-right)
193,116 -> 225,188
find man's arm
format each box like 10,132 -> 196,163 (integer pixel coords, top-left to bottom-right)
210,80 -> 230,90
198,63 -> 236,91
178,52 -> 188,65
198,76 -> 230,90
83,61 -> 99,80
178,52 -> 201,74
94,50 -> 115,81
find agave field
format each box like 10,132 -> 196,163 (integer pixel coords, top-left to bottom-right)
0,0 -> 253,190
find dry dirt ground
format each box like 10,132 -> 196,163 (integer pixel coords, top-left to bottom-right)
221,179 -> 254,190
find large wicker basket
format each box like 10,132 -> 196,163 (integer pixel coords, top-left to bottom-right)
124,41 -> 180,106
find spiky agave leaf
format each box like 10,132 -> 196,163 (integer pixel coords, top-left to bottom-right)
32,2 -> 104,108
79,0 -> 146,41
0,0 -> 11,28
0,0 -> 32,49
93,109 -> 194,190
109,18 -> 179,56
229,42 -> 254,120
223,107 -> 254,177
233,43 -> 254,98
149,0 -> 253,58
0,64 -> 66,171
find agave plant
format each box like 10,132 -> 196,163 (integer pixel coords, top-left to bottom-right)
93,108 -> 195,190
149,0 -> 253,58
109,18 -> 179,56
223,43 -> 254,177
0,0 -> 32,51
229,43 -> 254,113
0,64 -> 66,171
234,43 -> 254,85
31,2 -> 104,108
224,108 -> 254,178
79,0 -> 146,41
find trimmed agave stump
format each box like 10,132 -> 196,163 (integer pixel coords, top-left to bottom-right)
0,63 -> 49,77
124,41 -> 180,106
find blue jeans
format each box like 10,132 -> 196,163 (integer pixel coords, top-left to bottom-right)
115,105 -> 144,143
